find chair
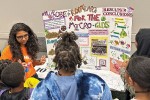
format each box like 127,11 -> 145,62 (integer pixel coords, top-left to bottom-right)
37,37 -> 47,59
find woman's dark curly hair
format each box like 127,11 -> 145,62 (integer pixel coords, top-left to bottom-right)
8,23 -> 39,61
53,31 -> 82,71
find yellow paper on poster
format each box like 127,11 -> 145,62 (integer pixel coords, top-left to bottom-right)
90,36 -> 108,58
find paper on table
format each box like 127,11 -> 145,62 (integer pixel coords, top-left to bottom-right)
80,68 -> 125,91
34,58 -> 51,79
35,59 -> 125,91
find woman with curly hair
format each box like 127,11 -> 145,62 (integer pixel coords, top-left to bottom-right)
1,23 -> 46,79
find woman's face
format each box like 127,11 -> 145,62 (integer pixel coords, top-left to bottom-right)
16,31 -> 29,45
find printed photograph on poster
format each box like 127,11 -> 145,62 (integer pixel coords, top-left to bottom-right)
45,25 -> 68,40
58,25 -> 67,34
45,31 -> 59,39
90,37 -> 108,57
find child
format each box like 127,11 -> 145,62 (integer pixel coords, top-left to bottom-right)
120,28 -> 150,99
0,59 -> 12,90
0,62 -> 33,100
125,56 -> 150,100
0,59 -> 39,89
30,32 -> 112,100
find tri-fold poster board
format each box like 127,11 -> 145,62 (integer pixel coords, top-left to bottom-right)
42,5 -> 133,74
41,5 -> 134,91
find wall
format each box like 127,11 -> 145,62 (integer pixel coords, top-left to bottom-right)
0,0 -> 150,34
1,0 -> 145,53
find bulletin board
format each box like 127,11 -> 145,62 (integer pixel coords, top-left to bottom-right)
42,5 -> 133,74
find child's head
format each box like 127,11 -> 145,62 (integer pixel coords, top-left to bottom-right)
0,59 -> 12,80
53,31 -> 82,72
125,56 -> 150,91
1,62 -> 25,88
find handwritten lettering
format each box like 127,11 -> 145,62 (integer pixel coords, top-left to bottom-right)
87,14 -> 100,21
103,12 -> 132,17
71,4 -> 84,16
73,15 -> 86,21
95,21 -> 109,28
83,5 -> 97,13
42,10 -> 67,19
71,4 -> 97,16
103,8 -> 126,13
69,22 -> 92,29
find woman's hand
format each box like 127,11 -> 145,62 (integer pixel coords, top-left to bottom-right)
18,59 -> 31,70
40,55 -> 46,65
32,55 -> 46,66
18,59 -> 27,68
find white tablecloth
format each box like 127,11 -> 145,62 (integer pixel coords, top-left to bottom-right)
35,59 -> 124,91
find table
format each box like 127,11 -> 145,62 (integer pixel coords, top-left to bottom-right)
35,61 -> 126,99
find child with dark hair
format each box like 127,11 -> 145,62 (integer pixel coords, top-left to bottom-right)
0,59 -> 39,90
0,62 -> 32,100
0,59 -> 12,90
120,28 -> 150,99
31,32 -> 112,100
1,23 -> 46,79
125,56 -> 150,100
